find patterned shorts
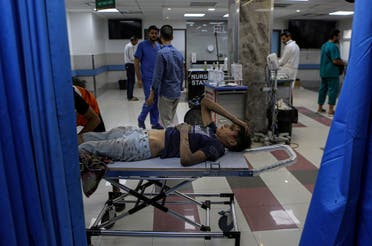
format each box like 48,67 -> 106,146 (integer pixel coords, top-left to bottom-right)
79,126 -> 152,161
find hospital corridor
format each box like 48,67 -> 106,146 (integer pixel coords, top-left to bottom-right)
84,86 -> 331,246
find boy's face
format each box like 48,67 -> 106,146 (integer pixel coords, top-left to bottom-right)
216,124 -> 240,147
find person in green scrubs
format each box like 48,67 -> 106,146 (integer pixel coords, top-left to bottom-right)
317,29 -> 346,115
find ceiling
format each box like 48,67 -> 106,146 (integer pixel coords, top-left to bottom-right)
65,0 -> 355,21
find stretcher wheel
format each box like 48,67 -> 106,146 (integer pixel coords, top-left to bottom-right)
218,214 -> 234,232
101,207 -> 116,229
184,108 -> 202,126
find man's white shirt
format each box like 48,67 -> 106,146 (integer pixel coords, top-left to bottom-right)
124,42 -> 137,64
279,40 -> 300,84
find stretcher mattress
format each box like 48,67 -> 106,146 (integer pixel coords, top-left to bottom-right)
105,145 -> 296,178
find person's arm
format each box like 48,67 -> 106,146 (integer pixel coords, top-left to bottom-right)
79,107 -> 101,134
74,91 -> 101,136
200,97 -> 248,130
134,58 -> 142,88
176,123 -> 207,166
124,44 -> 128,63
146,53 -> 164,105
330,44 -> 346,66
279,46 -> 290,66
332,58 -> 346,66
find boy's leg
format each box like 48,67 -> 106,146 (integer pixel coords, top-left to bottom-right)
82,126 -> 137,142
80,128 -> 151,161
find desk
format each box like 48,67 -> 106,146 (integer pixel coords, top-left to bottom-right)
204,83 -> 248,125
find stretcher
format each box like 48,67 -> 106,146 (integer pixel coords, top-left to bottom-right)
86,144 -> 296,246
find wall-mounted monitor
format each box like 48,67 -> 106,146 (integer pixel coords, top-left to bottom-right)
288,20 -> 336,49
108,19 -> 142,39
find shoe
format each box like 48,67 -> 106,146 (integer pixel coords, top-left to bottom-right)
128,97 -> 139,101
317,109 -> 326,113
151,123 -> 164,129
328,111 -> 335,116
138,120 -> 146,129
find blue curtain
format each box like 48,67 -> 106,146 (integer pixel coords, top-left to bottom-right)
300,0 -> 372,245
0,1 -> 86,245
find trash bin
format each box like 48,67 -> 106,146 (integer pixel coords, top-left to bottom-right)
276,106 -> 298,136
118,79 -> 127,90
267,106 -> 298,136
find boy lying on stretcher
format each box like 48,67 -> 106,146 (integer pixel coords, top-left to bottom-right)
79,98 -> 251,167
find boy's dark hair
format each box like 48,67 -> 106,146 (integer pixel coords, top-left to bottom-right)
329,29 -> 341,39
148,25 -> 159,32
227,126 -> 252,152
160,25 -> 173,41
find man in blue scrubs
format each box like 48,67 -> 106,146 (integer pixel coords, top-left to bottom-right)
134,25 -> 163,129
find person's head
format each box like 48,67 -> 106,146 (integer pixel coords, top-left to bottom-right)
160,25 -> 173,43
216,124 -> 252,151
329,29 -> 341,43
130,36 -> 138,45
280,31 -> 292,45
147,25 -> 159,42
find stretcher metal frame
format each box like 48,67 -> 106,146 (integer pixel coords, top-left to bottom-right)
86,144 -> 296,246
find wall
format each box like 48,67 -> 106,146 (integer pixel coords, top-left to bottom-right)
186,21 -> 228,67
67,12 -> 125,95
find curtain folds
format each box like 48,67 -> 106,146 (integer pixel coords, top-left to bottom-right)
300,0 -> 372,245
0,1 -> 86,245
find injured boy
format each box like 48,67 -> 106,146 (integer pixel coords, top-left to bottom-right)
79,97 -> 251,166
79,98 -> 251,196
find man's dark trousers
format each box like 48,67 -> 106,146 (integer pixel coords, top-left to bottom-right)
125,63 -> 135,99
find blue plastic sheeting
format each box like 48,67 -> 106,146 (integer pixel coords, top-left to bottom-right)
0,1 -> 86,245
300,1 -> 372,245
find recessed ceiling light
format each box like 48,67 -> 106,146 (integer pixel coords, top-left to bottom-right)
329,11 -> 354,16
296,9 -> 301,13
168,8 -> 171,11
208,8 -> 216,11
184,13 -> 205,17
223,14 -> 229,17
96,8 -> 119,13
288,0 -> 308,1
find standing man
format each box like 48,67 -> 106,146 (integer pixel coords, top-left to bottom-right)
317,29 -> 346,115
146,25 -> 184,128
134,25 -> 163,129
124,36 -> 139,101
279,31 -> 300,89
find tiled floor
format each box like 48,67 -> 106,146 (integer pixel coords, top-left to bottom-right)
83,86 -> 333,246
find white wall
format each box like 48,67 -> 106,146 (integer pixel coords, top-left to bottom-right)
68,12 -> 106,55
